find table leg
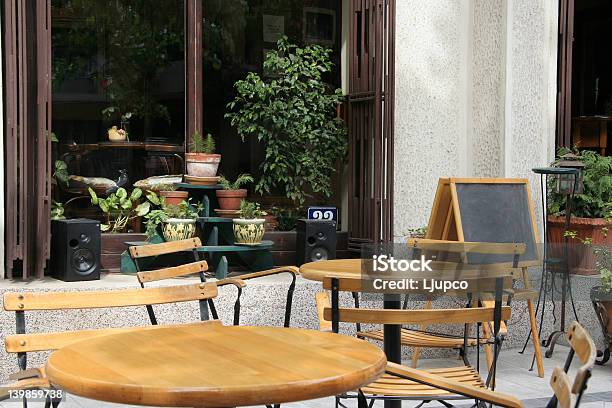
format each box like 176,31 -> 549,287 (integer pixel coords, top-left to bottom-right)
384,294 -> 402,408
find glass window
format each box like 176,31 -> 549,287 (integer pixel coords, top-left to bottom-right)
202,0 -> 343,206
51,0 -> 185,218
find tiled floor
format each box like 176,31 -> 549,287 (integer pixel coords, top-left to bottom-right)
2,344 -> 610,408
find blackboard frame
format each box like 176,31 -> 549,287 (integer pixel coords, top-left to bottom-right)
425,178 -> 542,267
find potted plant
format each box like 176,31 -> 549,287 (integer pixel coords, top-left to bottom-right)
233,200 -> 267,245
547,148 -> 612,274
144,195 -> 201,242
185,131 -> 221,177
216,173 -> 254,210
152,183 -> 188,206
225,37 -> 347,206
88,187 -> 152,233
590,246 -> 612,334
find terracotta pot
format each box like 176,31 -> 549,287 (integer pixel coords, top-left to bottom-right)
159,190 -> 189,206
233,218 -> 265,245
185,153 -> 221,177
547,216 -> 612,275
216,189 -> 247,210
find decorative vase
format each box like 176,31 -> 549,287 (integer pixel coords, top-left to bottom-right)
216,189 -> 247,210
185,153 -> 221,177
232,218 -> 265,245
107,126 -> 127,142
162,218 -> 196,241
159,190 -> 189,206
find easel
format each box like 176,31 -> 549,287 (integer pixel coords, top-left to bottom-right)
414,178 -> 545,378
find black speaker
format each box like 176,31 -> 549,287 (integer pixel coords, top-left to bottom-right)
296,219 -> 337,265
51,219 -> 101,282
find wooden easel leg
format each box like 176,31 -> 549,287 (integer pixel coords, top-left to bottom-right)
527,298 -> 545,377
481,321 -> 494,370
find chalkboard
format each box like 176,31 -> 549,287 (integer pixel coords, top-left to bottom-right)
454,182 -> 539,265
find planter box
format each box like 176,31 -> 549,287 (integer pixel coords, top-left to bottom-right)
547,216 -> 612,275
101,233 -> 147,272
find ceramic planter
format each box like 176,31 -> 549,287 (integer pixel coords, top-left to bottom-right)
547,216 -> 612,275
216,189 -> 247,210
233,218 -> 265,245
185,153 -> 221,177
162,218 -> 196,241
159,190 -> 188,206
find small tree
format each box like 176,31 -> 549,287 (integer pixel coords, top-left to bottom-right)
225,37 -> 347,205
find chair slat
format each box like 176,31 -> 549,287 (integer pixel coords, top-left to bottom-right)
5,321 -> 221,353
550,367 -> 575,408
3,282 -> 217,311
324,306 -> 511,325
129,238 -> 202,258
137,261 -> 209,283
407,239 -> 526,255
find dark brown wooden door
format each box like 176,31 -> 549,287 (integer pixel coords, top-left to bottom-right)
347,0 -> 395,250
3,0 -> 52,278
557,0 -> 574,148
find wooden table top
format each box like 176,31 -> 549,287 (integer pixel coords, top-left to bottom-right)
46,325 -> 386,407
300,259 -> 364,281
299,259 -> 515,283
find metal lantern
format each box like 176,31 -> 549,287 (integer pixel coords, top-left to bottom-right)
555,153 -> 585,195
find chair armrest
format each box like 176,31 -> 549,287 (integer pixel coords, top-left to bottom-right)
385,362 -> 523,408
237,266 -> 299,281
315,292 -> 332,332
215,278 -> 247,288
1,367 -> 50,402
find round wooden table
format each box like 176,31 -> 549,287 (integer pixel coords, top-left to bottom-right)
46,325 -> 386,407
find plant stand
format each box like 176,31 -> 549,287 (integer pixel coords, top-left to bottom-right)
523,167 -> 581,364
591,287 -> 612,365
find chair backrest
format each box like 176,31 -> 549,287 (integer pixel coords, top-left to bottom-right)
3,282 -> 218,368
549,322 -> 596,408
136,260 -> 209,284
322,276 -> 511,329
128,237 -> 202,259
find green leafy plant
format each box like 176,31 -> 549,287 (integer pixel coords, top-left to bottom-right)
406,226 -> 428,238
189,131 -> 216,154
144,193 -> 202,239
150,183 -> 177,192
594,246 -> 612,293
238,200 -> 267,219
225,37 -> 348,205
53,160 -> 70,187
548,148 -> 612,219
272,206 -> 302,231
51,200 -> 66,220
218,173 -> 254,190
88,187 -> 152,233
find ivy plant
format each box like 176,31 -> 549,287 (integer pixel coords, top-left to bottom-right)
225,37 -> 347,205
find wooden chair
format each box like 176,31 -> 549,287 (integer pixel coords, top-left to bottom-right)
381,321 -> 596,408
128,238 -> 245,325
316,274 -> 512,407
406,238 -> 545,377
357,241 -> 524,371
129,238 -> 300,327
0,282 -> 219,405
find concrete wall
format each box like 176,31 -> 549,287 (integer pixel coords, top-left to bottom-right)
393,0 -> 559,239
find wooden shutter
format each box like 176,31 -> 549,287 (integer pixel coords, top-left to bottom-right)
3,0 -> 51,278
556,0 -> 574,148
347,0 -> 395,250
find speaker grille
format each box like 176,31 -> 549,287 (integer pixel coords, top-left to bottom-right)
72,248 -> 96,274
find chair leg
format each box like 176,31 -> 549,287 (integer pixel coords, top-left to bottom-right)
527,299 -> 545,377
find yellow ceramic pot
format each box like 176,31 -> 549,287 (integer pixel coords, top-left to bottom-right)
232,218 -> 265,245
162,218 -> 196,241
